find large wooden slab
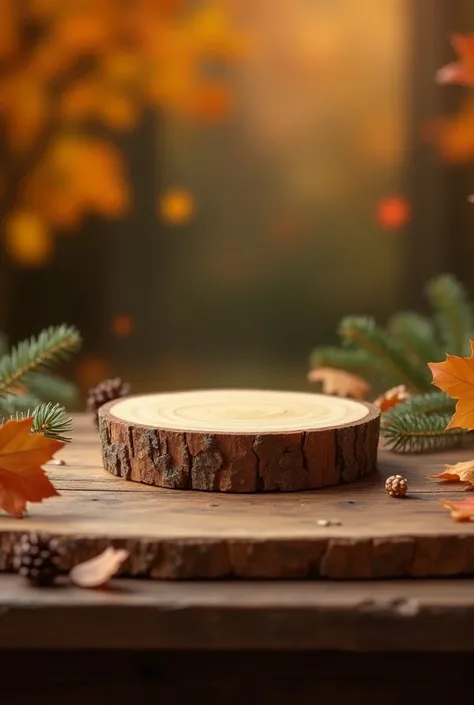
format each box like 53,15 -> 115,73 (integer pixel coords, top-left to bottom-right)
1,575 -> 474,650
1,415 -> 474,579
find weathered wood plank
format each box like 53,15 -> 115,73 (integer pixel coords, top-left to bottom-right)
0,415 -> 473,579
2,576 -> 474,651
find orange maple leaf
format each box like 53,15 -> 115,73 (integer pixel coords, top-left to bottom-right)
441,497 -> 474,522
429,342 -> 474,430
430,460 -> 474,485
374,385 -> 410,412
0,418 -> 62,518
437,34 -> 474,86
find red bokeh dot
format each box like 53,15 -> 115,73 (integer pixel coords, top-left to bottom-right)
376,196 -> 411,230
111,314 -> 134,338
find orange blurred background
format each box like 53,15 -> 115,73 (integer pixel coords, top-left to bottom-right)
1,0 -> 473,404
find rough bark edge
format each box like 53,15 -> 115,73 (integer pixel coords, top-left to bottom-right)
2,532 -> 474,579
98,401 -> 380,493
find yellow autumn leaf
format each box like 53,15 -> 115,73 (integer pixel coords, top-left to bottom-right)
429,342 -> 474,430
430,459 -> 474,485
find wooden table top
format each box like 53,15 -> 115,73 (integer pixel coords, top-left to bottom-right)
1,413 -> 474,650
1,575 -> 474,650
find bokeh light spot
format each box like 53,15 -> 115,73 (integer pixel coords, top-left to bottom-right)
75,355 -> 111,390
112,314 -> 134,338
188,84 -> 233,122
159,189 -> 195,225
4,210 -> 53,267
376,196 -> 411,230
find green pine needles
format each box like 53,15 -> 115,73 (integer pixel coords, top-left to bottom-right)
310,274 -> 474,453
0,325 -> 81,442
381,391 -> 466,453
382,412 -> 466,454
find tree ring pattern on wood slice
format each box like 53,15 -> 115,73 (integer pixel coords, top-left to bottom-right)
99,390 -> 380,493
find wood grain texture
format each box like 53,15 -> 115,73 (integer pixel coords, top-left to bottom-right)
98,391 -> 380,492
0,415 -> 473,580
2,575 -> 474,651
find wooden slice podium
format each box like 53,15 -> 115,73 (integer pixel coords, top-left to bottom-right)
99,390 -> 380,492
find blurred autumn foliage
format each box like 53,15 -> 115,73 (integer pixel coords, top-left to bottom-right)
431,34 -> 474,164
0,0 -> 243,267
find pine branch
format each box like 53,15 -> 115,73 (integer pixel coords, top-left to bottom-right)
309,346 -> 373,375
31,402 -> 73,443
26,372 -> 78,407
1,403 -> 73,443
382,391 -> 454,424
382,411 -> 467,453
339,317 -> 431,393
0,325 -> 81,396
387,312 -> 442,373
425,274 -> 473,356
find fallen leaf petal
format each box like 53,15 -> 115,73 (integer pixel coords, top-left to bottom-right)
374,384 -> 410,412
307,367 -> 369,400
430,459 -> 474,485
441,496 -> 474,521
0,418 -> 61,518
429,341 -> 474,430
69,546 -> 129,588
437,34 -> 474,86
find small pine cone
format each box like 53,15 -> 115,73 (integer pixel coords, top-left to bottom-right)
87,377 -> 131,427
13,533 -> 61,587
385,474 -> 408,498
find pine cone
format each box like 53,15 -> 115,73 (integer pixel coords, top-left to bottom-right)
87,377 -> 131,426
13,533 -> 61,586
385,474 -> 408,498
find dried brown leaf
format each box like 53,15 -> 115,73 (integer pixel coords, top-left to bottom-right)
307,367 -> 369,400
441,496 -> 474,521
69,546 -> 129,589
374,384 -> 410,412
430,459 -> 474,486
437,34 -> 474,86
